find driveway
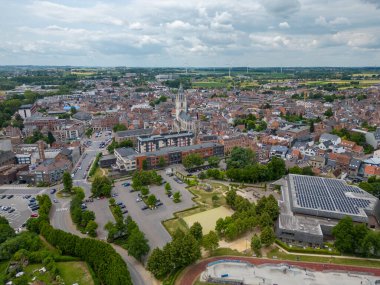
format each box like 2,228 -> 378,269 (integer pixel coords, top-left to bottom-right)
114,170 -> 196,250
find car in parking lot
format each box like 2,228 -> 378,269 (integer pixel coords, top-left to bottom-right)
116,201 -> 123,206
2,206 -> 11,211
155,201 -> 163,207
141,204 -> 149,210
111,193 -> 118,197
53,199 -> 58,203
30,213 -> 38,218
119,204 -> 126,209
122,182 -> 130,187
23,195 -> 31,199
7,195 -> 14,199
0,195 -> 6,199
136,198 -> 142,202
8,208 -> 15,213
122,209 -> 128,214
50,189 -> 56,194
31,205 -> 39,211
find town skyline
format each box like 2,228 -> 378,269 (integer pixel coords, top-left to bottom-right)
1,0 -> 380,67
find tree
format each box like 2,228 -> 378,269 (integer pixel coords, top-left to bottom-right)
259,212 -> 273,229
91,176 -> 112,197
332,216 -> 356,253
85,128 -> 93,138
85,220 -> 98,237
251,234 -> 262,256
47,131 -> 56,145
208,156 -> 220,168
113,123 -> 127,132
158,157 -> 166,168
142,159 -> 148,170
141,186 -> 149,196
267,157 -> 286,180
227,147 -> 256,169
189,222 -> 203,242
182,153 -> 204,169
289,166 -> 303,174
147,248 -> 171,279
202,231 -> 219,253
127,228 -> 150,261
173,191 -> 181,203
165,182 -> 172,194
70,106 -> 77,115
62,171 -> 73,193
324,107 -> 333,118
147,194 -> 157,207
0,217 -> 15,244
260,226 -> 275,247
309,120 -> 315,133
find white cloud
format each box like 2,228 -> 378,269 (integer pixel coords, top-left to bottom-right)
279,21 -> 290,29
315,16 -> 350,27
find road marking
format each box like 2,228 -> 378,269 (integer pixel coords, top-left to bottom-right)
56,207 -> 68,212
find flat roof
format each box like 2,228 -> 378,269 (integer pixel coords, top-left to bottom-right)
288,174 -> 378,220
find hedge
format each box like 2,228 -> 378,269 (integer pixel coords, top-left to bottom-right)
275,239 -> 340,255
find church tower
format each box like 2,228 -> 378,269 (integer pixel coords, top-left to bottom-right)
175,83 -> 187,119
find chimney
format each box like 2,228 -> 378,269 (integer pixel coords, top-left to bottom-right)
37,140 -> 45,161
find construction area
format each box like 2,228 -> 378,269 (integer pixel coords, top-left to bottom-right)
200,260 -> 380,285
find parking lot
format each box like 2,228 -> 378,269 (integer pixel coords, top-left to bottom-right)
0,194 -> 36,229
113,170 -> 196,249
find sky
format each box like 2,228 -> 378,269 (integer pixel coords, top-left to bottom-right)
0,0 -> 380,67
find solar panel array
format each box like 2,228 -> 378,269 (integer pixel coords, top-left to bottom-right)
292,175 -> 371,215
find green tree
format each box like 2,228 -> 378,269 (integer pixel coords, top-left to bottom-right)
202,231 -> 219,253
182,153 -> 204,169
165,182 -> 172,194
324,107 -> 333,118
0,217 -> 15,244
85,220 -> 98,237
126,228 -> 150,261
62,171 -> 73,193
142,159 -> 148,170
147,248 -> 171,279
91,176 -> 112,197
208,156 -> 220,168
332,216 -> 355,253
85,128 -> 93,138
189,222 -> 203,242
173,191 -> 181,203
141,186 -> 149,196
259,212 -> 273,229
70,106 -> 77,115
147,194 -> 157,207
227,147 -> 256,169
309,120 -> 315,133
113,123 -> 127,132
267,157 -> 286,180
260,227 -> 275,247
251,234 -> 262,256
158,157 -> 166,168
47,131 -> 56,145
289,166 -> 303,174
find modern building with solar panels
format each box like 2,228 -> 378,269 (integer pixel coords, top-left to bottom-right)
276,174 -> 380,247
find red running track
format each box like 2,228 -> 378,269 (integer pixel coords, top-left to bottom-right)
177,256 -> 380,285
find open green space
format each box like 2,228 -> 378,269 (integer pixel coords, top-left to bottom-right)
163,182 -> 229,236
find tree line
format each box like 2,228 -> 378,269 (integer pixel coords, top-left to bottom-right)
216,190 -> 278,242
27,194 -> 133,285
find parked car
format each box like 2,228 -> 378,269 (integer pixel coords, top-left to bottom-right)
119,204 -> 126,209
53,199 -> 58,203
8,208 -> 15,213
7,195 -> 14,199
31,206 -> 39,211
156,201 -> 163,207
0,195 -> 6,199
50,189 -> 56,194
24,195 -> 31,199
122,209 -> 128,214
122,182 -> 130,187
136,198 -> 142,202
116,202 -> 123,206
30,213 -> 39,218
141,205 -> 149,210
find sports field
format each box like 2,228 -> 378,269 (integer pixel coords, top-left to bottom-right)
183,206 -> 233,234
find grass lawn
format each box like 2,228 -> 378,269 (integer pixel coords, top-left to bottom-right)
88,168 -> 107,182
183,206 -> 234,234
57,261 -> 94,285
267,248 -> 380,268
192,81 -> 227,88
21,262 -> 94,284
163,183 -> 230,236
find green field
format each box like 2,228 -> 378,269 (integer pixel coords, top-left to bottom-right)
21,262 -> 94,285
183,206 -> 233,234
192,81 -> 228,88
163,182 -> 229,236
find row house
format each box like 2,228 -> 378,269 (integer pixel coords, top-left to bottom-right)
219,134 -> 258,155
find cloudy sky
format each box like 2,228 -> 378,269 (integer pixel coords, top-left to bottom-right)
1,0 -> 380,67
